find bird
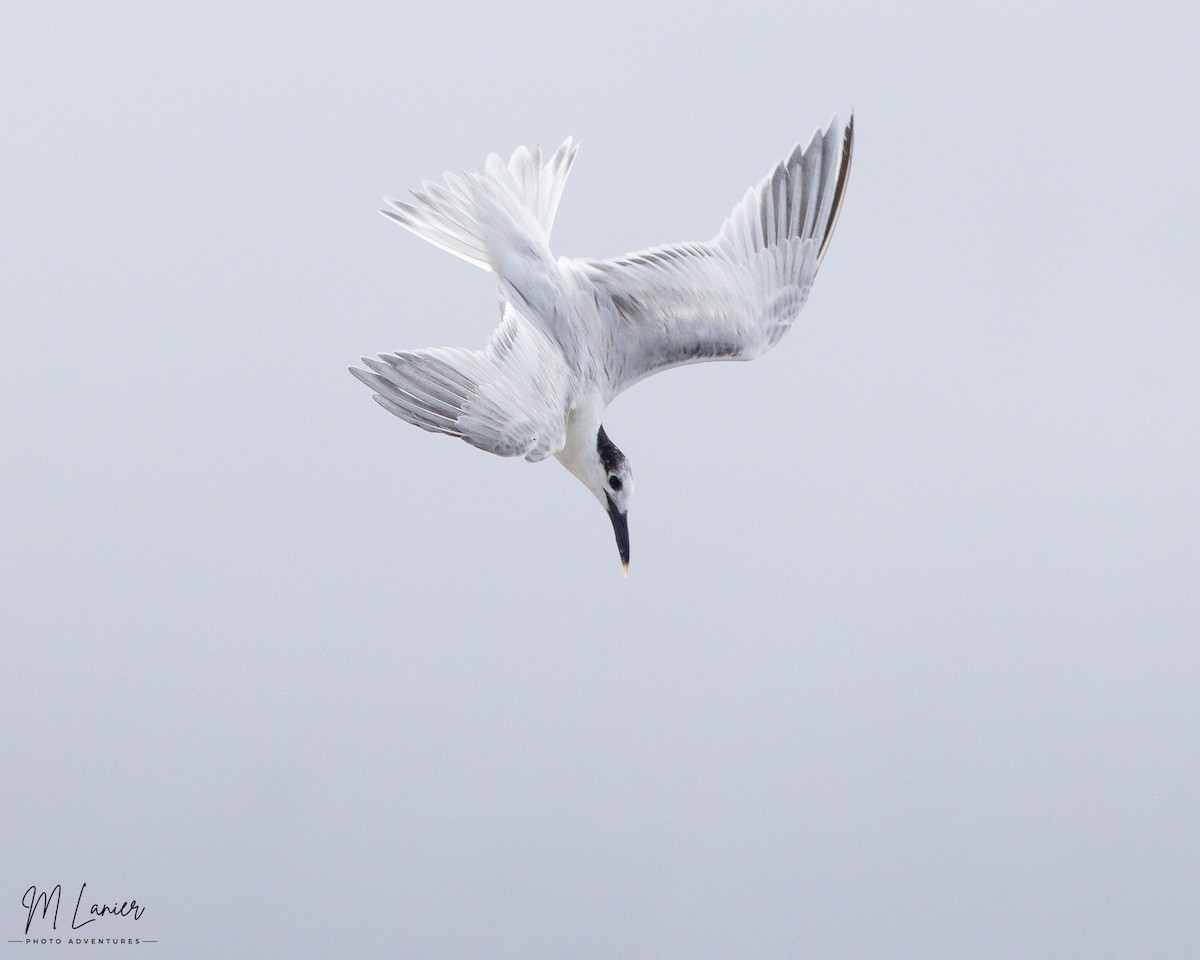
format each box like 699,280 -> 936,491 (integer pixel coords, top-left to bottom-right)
351,114 -> 854,576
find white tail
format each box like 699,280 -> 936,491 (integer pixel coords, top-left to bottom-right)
381,138 -> 580,271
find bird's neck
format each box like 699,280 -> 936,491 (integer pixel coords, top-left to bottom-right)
555,392 -> 606,487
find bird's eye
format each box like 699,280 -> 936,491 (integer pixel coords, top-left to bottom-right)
608,475 -> 622,491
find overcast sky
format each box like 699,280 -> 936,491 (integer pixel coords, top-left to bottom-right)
2,1 -> 1197,957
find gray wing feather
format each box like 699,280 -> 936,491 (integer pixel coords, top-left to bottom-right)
350,307 -> 575,461
578,115 -> 853,394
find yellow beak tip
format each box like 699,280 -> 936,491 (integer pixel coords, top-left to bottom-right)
621,563 -> 630,578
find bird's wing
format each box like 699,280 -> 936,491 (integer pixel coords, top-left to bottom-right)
575,115 -> 853,395
349,305 -> 576,461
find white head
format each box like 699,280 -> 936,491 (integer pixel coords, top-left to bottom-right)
563,425 -> 634,575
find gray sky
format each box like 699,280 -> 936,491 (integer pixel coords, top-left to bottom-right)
2,0 -> 1197,957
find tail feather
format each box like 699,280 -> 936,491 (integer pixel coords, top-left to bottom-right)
382,138 -> 580,271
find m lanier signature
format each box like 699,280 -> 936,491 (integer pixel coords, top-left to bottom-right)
22,883 -> 145,935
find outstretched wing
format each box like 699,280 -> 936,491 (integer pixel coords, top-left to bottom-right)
576,115 -> 853,395
349,306 -> 576,461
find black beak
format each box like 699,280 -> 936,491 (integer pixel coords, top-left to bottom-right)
605,494 -> 630,577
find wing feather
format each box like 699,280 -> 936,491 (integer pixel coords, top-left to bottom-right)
576,115 -> 853,395
350,306 -> 575,461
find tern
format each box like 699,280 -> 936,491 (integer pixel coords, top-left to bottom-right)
351,115 -> 854,575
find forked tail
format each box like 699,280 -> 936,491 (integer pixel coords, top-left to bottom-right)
381,138 -> 580,271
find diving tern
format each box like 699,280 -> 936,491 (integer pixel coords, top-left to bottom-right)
351,115 -> 854,575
